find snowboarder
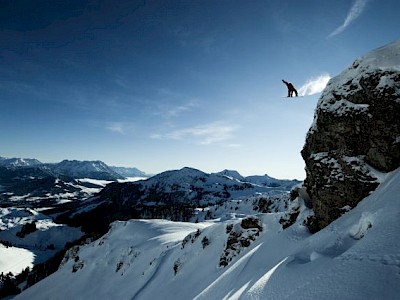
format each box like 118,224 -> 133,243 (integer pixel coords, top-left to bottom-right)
282,80 -> 298,97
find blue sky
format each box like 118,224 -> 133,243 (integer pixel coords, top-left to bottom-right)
1,0 -> 399,179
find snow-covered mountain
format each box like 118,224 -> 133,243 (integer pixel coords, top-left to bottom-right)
109,166 -> 147,178
0,164 -> 297,290
51,167 -> 299,238
14,168 -> 400,300
47,160 -> 124,181
214,169 -> 246,181
0,157 -> 149,207
213,170 -> 299,188
0,165 -> 105,207
0,157 -> 42,167
0,156 -> 149,181
98,167 -> 299,208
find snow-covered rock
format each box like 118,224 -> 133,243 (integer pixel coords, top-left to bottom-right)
301,39 -> 400,230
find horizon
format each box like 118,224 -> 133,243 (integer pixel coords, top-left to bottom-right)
1,0 -> 399,180
0,154 -> 300,180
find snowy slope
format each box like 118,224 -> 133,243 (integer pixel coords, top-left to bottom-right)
0,245 -> 34,275
0,208 -> 83,276
16,168 -> 400,300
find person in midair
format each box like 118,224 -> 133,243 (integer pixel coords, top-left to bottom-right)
282,79 -> 298,97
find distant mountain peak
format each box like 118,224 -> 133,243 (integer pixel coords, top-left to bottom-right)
109,166 -> 147,178
215,170 -> 245,181
50,160 -> 123,180
0,156 -> 148,180
0,156 -> 42,167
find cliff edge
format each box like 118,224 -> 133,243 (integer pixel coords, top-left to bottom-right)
301,40 -> 400,230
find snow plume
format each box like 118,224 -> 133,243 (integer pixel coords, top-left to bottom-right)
328,0 -> 370,38
298,74 -> 331,96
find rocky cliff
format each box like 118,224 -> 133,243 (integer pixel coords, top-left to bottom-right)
301,40 -> 400,231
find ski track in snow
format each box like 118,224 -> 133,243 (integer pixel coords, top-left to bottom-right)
194,244 -> 263,300
130,249 -> 171,300
243,256 -> 288,299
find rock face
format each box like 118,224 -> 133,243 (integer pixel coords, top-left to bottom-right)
301,40 -> 400,230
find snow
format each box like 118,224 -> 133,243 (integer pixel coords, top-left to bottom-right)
0,208 -> 83,276
14,167 -> 400,299
5,175 -> 145,206
118,177 -> 148,183
311,152 -> 345,182
77,178 -> 113,187
114,167 -> 297,211
310,152 -> 385,184
325,99 -> 369,116
352,39 -> 400,71
342,155 -> 389,183
77,176 -> 147,187
310,39 -> 400,132
0,245 -> 34,275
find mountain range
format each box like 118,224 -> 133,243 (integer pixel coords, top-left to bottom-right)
0,157 -> 150,208
0,156 -> 148,180
50,166 -> 300,235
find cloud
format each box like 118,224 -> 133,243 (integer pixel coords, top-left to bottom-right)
151,121 -> 238,146
328,0 -> 370,38
154,88 -> 199,118
298,74 -> 331,96
164,101 -> 198,118
105,122 -> 135,135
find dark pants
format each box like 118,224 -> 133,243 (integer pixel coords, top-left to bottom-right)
288,88 -> 298,97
